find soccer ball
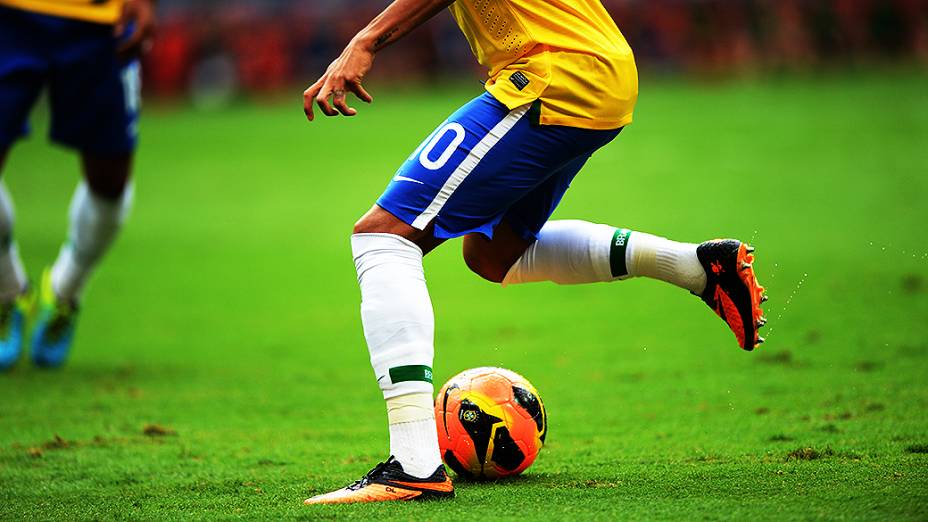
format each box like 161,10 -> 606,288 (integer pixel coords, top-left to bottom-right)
434,367 -> 547,479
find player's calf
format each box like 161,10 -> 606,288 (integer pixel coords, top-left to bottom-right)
462,222 -> 532,283
50,180 -> 132,303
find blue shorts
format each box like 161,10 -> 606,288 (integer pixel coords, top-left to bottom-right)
377,92 -> 621,241
0,6 -> 140,154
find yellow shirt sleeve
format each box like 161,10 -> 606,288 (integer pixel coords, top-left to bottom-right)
0,0 -> 123,24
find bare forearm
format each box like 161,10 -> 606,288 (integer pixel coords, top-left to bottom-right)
303,0 -> 452,120
352,0 -> 456,53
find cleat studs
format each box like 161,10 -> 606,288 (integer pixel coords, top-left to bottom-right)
740,261 -> 752,270
761,294 -> 769,303
746,246 -> 755,253
757,317 -> 767,327
756,336 -> 766,345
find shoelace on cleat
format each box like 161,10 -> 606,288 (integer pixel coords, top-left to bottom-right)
347,460 -> 391,491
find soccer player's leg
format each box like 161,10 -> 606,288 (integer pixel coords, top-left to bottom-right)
307,93 -> 597,505
0,7 -> 46,370
475,221 -> 767,349
30,17 -> 140,367
303,207 -> 452,505
32,167 -> 134,368
467,156 -> 767,350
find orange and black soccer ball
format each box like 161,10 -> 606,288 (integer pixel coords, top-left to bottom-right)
434,367 -> 547,479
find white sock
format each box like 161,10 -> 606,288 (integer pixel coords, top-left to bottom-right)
626,231 -> 706,294
0,184 -> 26,302
51,182 -> 133,302
503,220 -> 616,285
351,233 -> 442,478
387,392 -> 441,478
502,220 -> 706,294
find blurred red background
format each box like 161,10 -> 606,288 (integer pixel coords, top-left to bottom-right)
143,0 -> 928,99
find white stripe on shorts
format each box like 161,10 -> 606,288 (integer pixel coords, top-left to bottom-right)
411,103 -> 531,230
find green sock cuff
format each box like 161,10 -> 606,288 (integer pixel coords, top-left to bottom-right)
389,365 -> 433,384
610,228 -> 632,277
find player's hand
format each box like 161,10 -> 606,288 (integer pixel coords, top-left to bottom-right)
115,0 -> 157,61
303,43 -> 374,122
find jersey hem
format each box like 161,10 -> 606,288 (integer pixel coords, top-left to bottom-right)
484,88 -> 633,130
538,113 -> 632,130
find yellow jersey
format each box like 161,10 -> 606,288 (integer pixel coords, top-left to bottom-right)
449,0 -> 638,130
0,0 -> 123,24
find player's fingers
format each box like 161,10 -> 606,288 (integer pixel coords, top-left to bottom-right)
332,89 -> 357,117
351,82 -> 373,104
315,86 -> 338,117
303,81 -> 323,121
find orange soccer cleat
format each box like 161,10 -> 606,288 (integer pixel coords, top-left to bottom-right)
303,457 -> 454,505
695,240 -> 767,350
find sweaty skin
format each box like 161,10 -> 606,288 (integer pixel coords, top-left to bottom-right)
302,0 -> 531,279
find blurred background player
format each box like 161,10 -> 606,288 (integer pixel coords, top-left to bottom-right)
301,0 -> 766,505
0,0 -> 156,370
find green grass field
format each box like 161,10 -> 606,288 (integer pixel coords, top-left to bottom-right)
1,71 -> 927,520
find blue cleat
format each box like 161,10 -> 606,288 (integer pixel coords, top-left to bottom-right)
31,269 -> 79,368
0,293 -> 28,371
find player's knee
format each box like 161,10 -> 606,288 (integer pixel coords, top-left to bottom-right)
86,179 -> 130,202
81,154 -> 132,202
463,245 -> 511,284
352,206 -> 412,236
353,215 -> 383,235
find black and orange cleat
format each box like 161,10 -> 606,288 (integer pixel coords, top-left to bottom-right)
303,456 -> 454,505
696,239 -> 767,351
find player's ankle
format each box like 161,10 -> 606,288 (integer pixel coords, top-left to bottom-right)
387,393 -> 441,478
625,232 -> 706,293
